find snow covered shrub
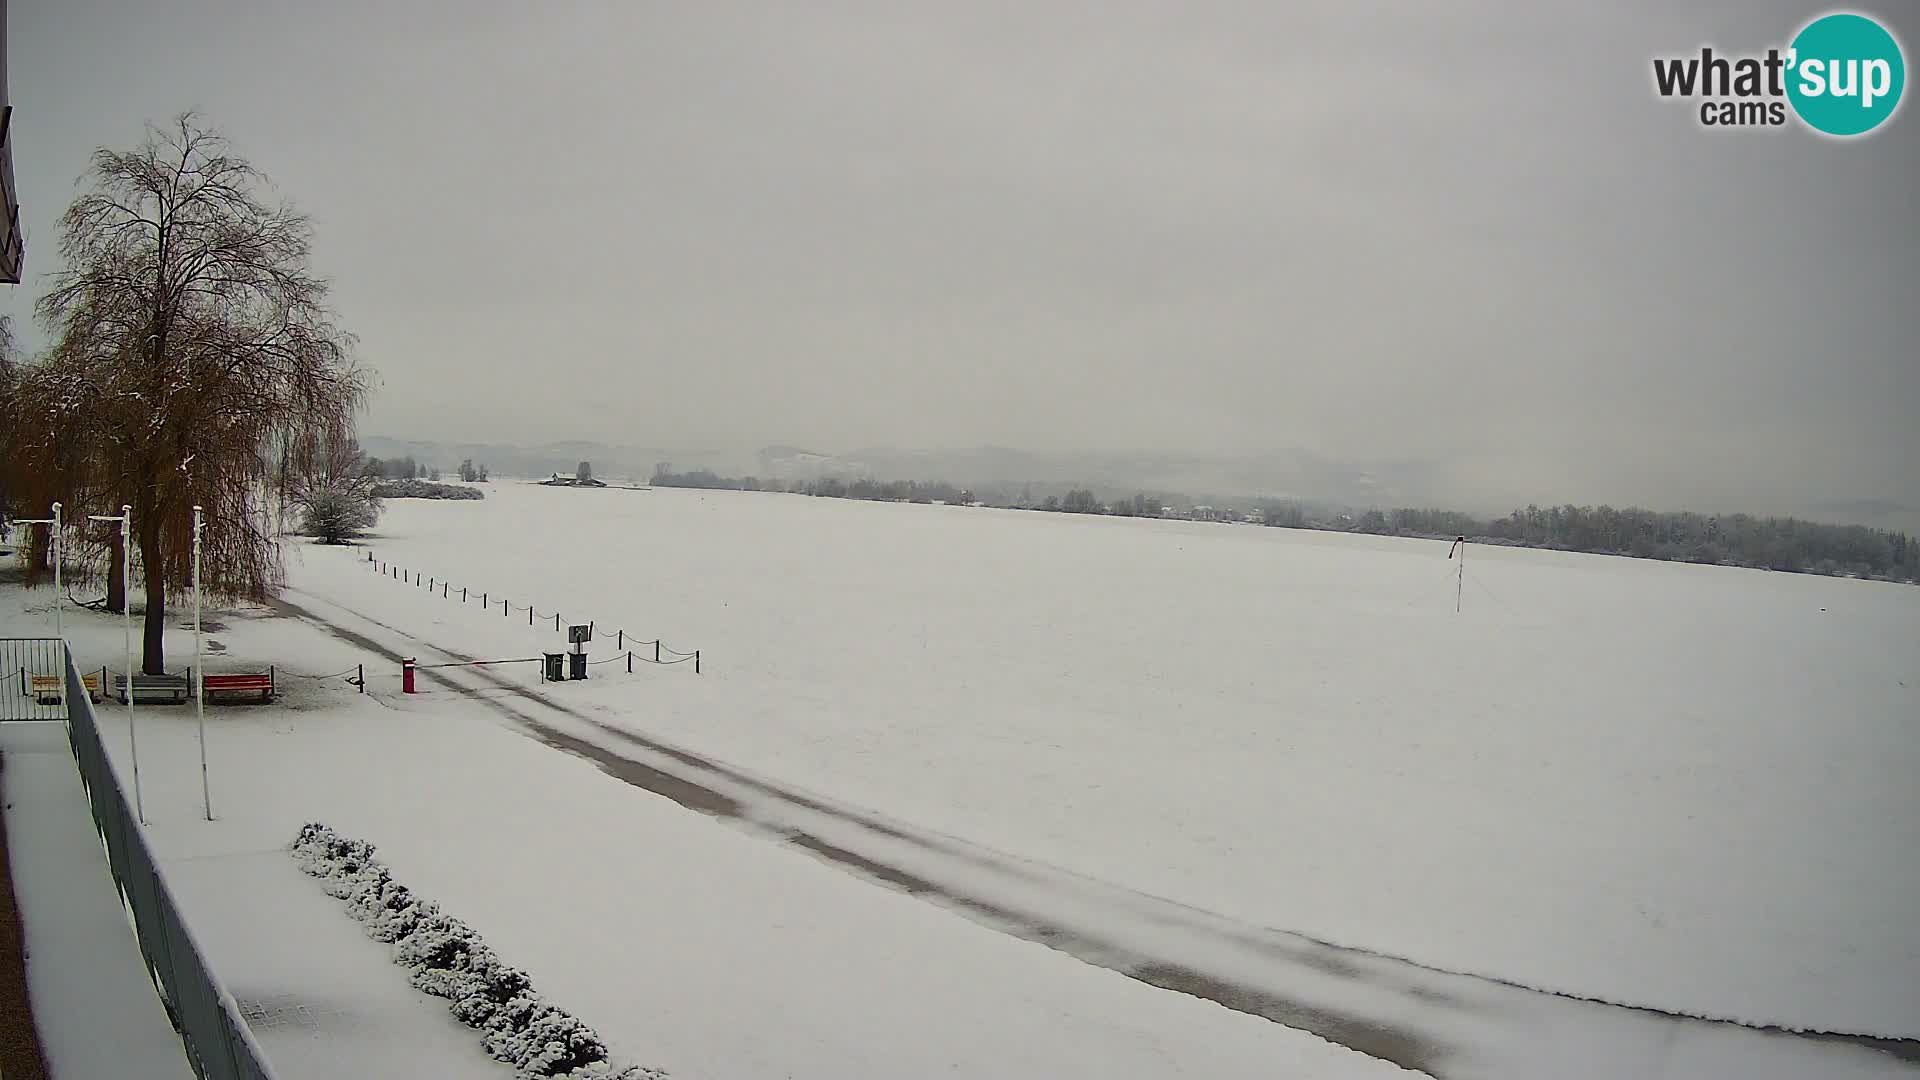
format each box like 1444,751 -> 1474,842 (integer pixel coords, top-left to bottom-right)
484,1004 -> 611,1076
452,961 -> 536,1028
301,489 -> 381,544
290,824 -> 664,1079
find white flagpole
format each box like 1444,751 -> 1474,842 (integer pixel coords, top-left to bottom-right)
51,502 -> 62,644
131,505 -> 147,822
194,505 -> 210,820
91,506 -> 141,823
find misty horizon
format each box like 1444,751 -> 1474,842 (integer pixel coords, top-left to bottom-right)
4,1 -> 1916,523
356,431 -> 1920,531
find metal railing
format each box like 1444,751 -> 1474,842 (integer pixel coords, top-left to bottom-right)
1,637 -> 68,720
60,646 -> 282,1080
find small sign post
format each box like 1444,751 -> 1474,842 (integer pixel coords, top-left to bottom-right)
567,624 -> 590,680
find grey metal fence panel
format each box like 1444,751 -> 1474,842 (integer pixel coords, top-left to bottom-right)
59,646 -> 283,1080
1,638 -> 67,720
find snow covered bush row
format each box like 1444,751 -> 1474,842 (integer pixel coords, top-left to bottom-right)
291,823 -> 663,1079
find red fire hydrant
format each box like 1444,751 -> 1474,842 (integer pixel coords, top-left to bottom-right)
402,657 -> 417,694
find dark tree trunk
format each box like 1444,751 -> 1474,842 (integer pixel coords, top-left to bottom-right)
105,528 -> 126,614
25,527 -> 49,583
137,512 -> 166,674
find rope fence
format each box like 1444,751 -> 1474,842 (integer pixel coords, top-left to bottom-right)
358,549 -> 703,675
92,661 -> 369,696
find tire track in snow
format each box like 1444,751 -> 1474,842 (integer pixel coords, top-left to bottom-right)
274,589 -> 1920,1080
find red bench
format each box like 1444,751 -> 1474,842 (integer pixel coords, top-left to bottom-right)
202,669 -> 275,703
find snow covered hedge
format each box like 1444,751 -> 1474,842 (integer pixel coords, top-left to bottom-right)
369,479 -> 485,500
292,824 -> 663,1079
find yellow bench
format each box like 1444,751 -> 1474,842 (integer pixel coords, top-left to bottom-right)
30,672 -> 102,704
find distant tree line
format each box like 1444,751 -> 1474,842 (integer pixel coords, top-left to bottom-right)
360,456 -> 492,483
647,467 -> 1918,584
364,455 -> 433,480
652,465 -> 976,505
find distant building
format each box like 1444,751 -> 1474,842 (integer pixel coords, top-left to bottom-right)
540,474 -> 608,488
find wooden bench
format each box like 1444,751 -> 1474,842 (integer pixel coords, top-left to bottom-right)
114,674 -> 191,705
30,672 -> 102,704
202,670 -> 276,704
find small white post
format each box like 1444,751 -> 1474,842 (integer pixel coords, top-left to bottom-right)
92,506 -> 141,823
194,505 -> 210,820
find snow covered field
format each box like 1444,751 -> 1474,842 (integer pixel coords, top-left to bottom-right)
311,482 -> 1918,1038
5,479 -> 1916,1078
1,569 -> 1406,1078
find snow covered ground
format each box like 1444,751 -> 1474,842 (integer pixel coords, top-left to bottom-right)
304,483 -> 1918,1039
4,481 -> 1914,1079
1,576 -> 1407,1079
0,721 -> 194,1080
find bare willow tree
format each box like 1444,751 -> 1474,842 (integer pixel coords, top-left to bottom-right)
31,113 -> 368,672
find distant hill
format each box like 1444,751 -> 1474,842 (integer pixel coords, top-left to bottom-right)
361,435 -> 1914,532
360,437 -> 747,484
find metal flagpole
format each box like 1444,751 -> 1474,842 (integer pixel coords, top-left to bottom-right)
15,507 -> 65,707
51,502 -> 62,644
194,505 -> 210,820
91,506 -> 141,823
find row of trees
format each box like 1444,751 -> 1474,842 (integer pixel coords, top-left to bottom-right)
652,466 -> 976,505
357,456 -> 490,483
645,466 -> 1918,584
364,455 -> 433,480
0,115 -> 370,671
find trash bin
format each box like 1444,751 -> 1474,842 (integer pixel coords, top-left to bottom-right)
542,652 -> 565,682
568,651 -> 587,681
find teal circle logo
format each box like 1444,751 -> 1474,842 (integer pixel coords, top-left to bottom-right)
1786,12 -> 1906,136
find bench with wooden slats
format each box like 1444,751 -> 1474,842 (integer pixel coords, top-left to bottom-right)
202,670 -> 275,703
113,674 -> 191,705
30,672 -> 102,704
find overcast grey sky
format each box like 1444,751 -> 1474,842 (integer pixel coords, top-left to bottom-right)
3,1 -> 1915,514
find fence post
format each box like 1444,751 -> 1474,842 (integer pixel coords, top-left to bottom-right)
358,663 -> 364,694
627,651 -> 632,673
695,650 -> 701,675
655,640 -> 661,664
555,613 -> 561,631
617,629 -> 623,649
443,582 -> 449,598
463,587 -> 468,602
529,606 -> 534,626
